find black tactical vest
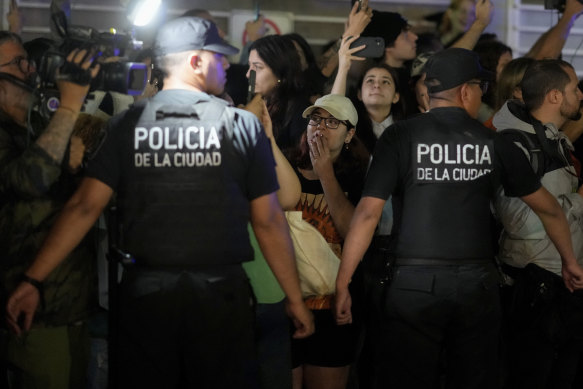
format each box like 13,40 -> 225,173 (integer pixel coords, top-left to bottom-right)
116,95 -> 253,266
395,109 -> 499,259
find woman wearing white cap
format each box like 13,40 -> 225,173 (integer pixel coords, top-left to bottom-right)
284,94 -> 369,389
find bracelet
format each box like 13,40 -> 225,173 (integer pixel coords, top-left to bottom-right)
21,274 -> 43,292
57,106 -> 79,115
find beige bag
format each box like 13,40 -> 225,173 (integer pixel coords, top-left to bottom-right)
285,211 -> 340,298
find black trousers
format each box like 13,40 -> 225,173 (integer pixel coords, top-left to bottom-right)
115,266 -> 258,389
372,263 -> 502,389
502,264 -> 583,389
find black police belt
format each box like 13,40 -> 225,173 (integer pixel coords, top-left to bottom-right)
395,258 -> 493,266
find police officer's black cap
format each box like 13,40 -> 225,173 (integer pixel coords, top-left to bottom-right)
424,48 -> 494,94
154,17 -> 239,57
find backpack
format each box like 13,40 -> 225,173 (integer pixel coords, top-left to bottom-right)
498,128 -> 544,178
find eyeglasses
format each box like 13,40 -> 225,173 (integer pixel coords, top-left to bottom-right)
467,80 -> 489,95
307,114 -> 348,130
0,56 -> 35,74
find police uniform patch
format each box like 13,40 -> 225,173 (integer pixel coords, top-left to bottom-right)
413,140 -> 493,183
133,122 -> 223,168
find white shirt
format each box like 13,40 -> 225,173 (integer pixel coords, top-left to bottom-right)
372,114 -> 394,139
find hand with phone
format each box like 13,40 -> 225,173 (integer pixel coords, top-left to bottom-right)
474,0 -> 494,30
247,69 -> 256,104
338,36 -> 366,71
348,36 -> 384,58
330,35 -> 367,96
345,0 -> 373,38
245,15 -> 267,42
243,94 -> 274,139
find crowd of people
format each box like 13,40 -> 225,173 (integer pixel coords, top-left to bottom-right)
3,0 -> 583,388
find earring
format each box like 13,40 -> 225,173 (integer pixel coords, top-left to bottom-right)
277,79 -> 281,83
345,142 -> 349,150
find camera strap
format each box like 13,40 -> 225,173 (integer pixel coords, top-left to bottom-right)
0,72 -> 36,93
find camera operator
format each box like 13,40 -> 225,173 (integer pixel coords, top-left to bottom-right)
0,31 -> 99,388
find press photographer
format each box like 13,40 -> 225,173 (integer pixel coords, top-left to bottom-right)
0,30 -> 102,387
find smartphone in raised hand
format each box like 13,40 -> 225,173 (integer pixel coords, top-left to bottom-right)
247,69 -> 256,103
254,1 -> 260,21
350,36 -> 385,58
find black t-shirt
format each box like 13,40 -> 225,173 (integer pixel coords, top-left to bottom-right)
294,165 -> 365,256
364,107 -> 541,259
86,90 -> 278,265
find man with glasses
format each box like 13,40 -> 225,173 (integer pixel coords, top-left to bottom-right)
493,59 -> 583,389
333,48 -> 583,389
0,31 -> 100,387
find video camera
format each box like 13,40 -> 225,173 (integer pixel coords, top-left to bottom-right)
36,25 -> 148,119
544,0 -> 583,11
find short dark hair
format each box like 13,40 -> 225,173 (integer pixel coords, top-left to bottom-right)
154,51 -> 189,77
361,11 -> 408,49
521,59 -> 573,112
473,40 -> 512,74
0,31 -> 22,47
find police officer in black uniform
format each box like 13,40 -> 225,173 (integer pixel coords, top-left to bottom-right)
6,17 -> 314,388
333,48 -> 583,389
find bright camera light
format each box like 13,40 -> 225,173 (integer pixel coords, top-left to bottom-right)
128,0 -> 161,27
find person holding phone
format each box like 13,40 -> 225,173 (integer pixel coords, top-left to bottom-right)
334,48 -> 583,389
360,10 -> 419,118
333,35 -> 403,154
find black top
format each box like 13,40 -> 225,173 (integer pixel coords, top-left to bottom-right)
363,107 -> 541,259
294,165 -> 365,256
394,65 -> 419,119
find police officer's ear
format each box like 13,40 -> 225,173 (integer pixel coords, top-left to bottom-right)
459,82 -> 477,107
188,53 -> 202,73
